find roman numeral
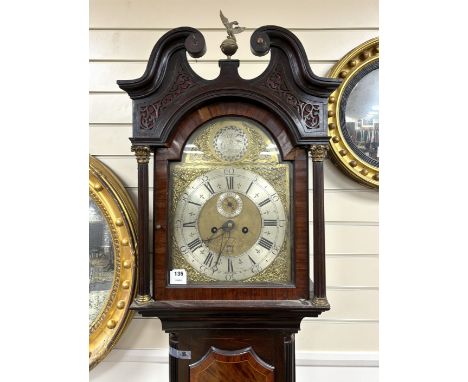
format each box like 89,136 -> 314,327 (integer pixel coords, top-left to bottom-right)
188,201 -> 201,206
258,237 -> 273,251
227,258 -> 234,273
226,176 -> 234,190
183,221 -> 196,228
204,182 -> 215,194
263,219 -> 278,226
246,181 -> 253,194
258,198 -> 271,207
248,255 -> 256,265
203,252 -> 214,267
187,238 -> 202,251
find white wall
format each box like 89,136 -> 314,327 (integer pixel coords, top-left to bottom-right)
89,0 -> 379,380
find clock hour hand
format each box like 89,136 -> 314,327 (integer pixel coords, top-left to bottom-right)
215,229 -> 231,267
202,219 -> 236,243
200,219 -> 236,267
202,225 -> 225,244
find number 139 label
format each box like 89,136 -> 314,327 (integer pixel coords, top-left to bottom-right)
170,269 -> 187,284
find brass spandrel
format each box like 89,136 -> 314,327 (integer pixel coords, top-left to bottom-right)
247,237 -> 290,283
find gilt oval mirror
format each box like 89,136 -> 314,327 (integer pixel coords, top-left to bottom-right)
89,156 -> 137,369
89,196 -> 115,326
328,37 -> 379,188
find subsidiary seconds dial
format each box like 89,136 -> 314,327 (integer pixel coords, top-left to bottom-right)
173,168 -> 287,281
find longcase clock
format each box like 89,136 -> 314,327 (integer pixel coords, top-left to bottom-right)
118,24 -> 340,382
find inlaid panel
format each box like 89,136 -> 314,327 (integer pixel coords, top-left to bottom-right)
190,347 -> 274,382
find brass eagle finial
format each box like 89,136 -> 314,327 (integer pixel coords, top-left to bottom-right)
219,10 -> 245,59
220,10 -> 246,42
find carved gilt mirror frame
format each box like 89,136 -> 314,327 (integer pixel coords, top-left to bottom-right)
89,156 -> 137,369
327,37 -> 379,188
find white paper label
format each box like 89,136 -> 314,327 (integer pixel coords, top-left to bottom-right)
170,269 -> 187,284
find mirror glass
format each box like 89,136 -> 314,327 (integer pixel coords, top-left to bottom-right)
89,197 -> 114,326
344,68 -> 379,163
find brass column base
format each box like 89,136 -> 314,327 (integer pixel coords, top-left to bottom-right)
311,296 -> 330,309
134,294 -> 153,305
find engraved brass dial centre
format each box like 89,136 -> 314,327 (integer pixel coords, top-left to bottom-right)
198,193 -> 261,257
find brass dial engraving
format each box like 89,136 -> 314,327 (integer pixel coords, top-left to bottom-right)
213,126 -> 248,161
200,192 -> 261,257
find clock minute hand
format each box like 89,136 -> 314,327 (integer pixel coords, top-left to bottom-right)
213,220 -> 235,266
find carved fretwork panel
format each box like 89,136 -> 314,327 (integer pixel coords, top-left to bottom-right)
138,65 -> 197,131
134,54 -> 202,139
258,64 -> 324,136
190,347 -> 274,382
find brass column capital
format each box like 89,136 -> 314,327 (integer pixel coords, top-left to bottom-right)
309,144 -> 329,162
131,145 -> 151,164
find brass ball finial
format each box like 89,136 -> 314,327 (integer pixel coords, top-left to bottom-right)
220,38 -> 238,59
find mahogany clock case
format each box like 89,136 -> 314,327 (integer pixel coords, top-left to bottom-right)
117,25 -> 341,382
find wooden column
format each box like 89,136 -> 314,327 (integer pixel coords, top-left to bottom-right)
284,334 -> 295,382
310,144 -> 329,308
169,333 -> 180,382
131,145 -> 152,303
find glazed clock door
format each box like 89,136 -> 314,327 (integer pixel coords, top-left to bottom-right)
169,117 -> 293,286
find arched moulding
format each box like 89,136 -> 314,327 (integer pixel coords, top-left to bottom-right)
327,37 -> 379,188
89,156 -> 137,369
